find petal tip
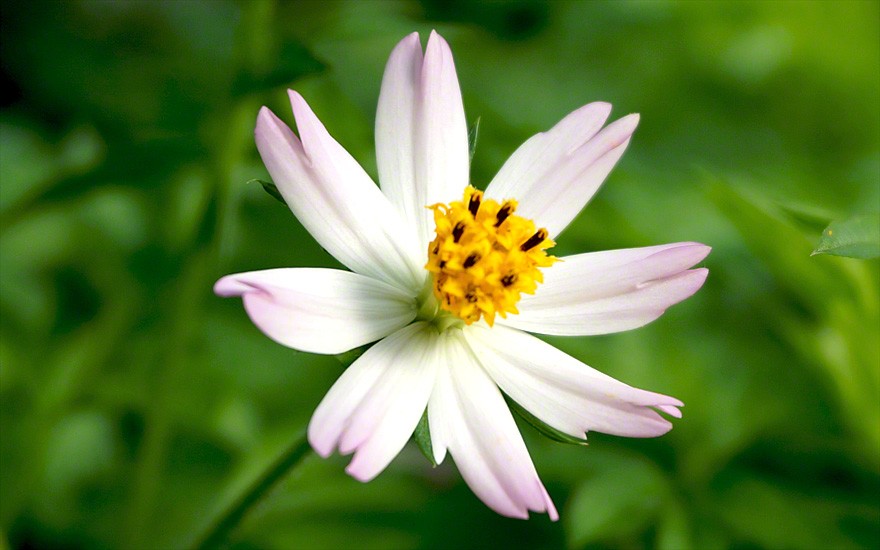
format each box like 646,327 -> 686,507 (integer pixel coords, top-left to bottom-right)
540,484 -> 559,521
287,88 -> 304,103
344,461 -> 378,483
255,106 -> 282,131
425,29 -> 452,58
307,429 -> 335,459
658,404 -> 683,419
588,101 -> 613,116
214,275 -> 247,297
287,90 -> 311,119
621,112 -> 640,131
687,242 -> 712,262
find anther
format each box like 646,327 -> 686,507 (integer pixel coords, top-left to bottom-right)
452,222 -> 465,243
521,229 -> 548,251
425,187 -> 556,326
494,202 -> 514,227
468,193 -> 482,217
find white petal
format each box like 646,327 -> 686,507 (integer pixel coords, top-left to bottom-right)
307,322 -> 439,482
485,106 -> 638,237
255,94 -> 424,293
375,31 -> 470,251
214,268 -> 416,354
502,243 -> 710,336
428,330 -> 558,520
465,324 -> 683,439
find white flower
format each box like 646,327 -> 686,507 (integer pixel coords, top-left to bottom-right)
215,31 -> 709,520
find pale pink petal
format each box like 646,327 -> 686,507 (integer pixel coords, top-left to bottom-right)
501,243 -> 710,336
485,108 -> 638,237
427,330 -> 558,521
255,95 -> 423,293
214,268 -> 416,354
307,322 -> 439,482
375,31 -> 469,250
465,324 -> 683,438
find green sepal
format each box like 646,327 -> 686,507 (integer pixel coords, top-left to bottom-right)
413,410 -> 437,466
811,213 -> 880,259
468,117 -> 481,163
333,344 -> 370,368
249,178 -> 286,204
505,395 -> 589,446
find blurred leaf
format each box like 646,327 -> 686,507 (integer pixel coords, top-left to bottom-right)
777,200 -> 841,234
334,344 -> 369,367
657,500 -> 693,550
249,179 -> 286,205
468,116 -> 481,163
231,42 -> 325,97
0,121 -> 103,222
715,474 -> 861,549
812,213 -> 880,259
706,176 -> 840,306
506,396 -> 588,446
44,411 -> 115,492
565,458 -> 668,548
412,411 -> 436,467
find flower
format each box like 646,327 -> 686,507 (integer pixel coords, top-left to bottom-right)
215,31 -> 709,520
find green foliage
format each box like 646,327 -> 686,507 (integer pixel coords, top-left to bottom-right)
565,454 -> 667,548
1,1 -> 878,549
250,178 -> 286,205
506,396 -> 589,446
813,214 -> 880,259
468,116 -> 481,163
412,411 -> 436,467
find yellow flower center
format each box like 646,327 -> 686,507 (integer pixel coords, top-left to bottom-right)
425,186 -> 557,326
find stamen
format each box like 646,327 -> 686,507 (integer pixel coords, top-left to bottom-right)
426,186 -> 556,326
468,192 -> 482,217
494,202 -> 514,227
463,253 -> 480,269
452,222 -> 465,243
521,229 -> 548,251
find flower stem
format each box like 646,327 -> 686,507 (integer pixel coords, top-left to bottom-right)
189,433 -> 312,550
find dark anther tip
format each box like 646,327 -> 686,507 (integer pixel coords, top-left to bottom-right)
452,222 -> 466,243
468,194 -> 481,217
520,229 -> 548,251
494,203 -> 513,227
463,253 -> 481,268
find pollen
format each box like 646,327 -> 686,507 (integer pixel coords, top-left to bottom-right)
425,186 -> 557,326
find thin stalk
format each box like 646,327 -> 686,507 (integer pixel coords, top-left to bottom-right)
189,434 -> 312,550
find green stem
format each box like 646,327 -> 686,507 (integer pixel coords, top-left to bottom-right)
189,434 -> 312,550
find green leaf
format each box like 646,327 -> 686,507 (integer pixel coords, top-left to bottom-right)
566,458 -> 667,548
714,475 -> 857,550
812,213 -> 880,259
505,395 -> 588,446
467,117 -> 481,163
412,410 -> 436,467
249,178 -> 285,205
333,344 -> 369,367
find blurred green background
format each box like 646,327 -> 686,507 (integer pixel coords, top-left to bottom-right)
1,0 -> 878,548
